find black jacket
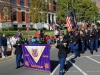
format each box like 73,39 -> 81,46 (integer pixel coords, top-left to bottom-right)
80,34 -> 85,42
72,31 -> 80,44
85,31 -> 89,41
89,31 -> 95,41
56,39 -> 68,58
14,40 -> 23,54
94,29 -> 99,39
1,36 -> 7,46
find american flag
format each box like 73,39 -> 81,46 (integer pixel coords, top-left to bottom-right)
66,9 -> 72,29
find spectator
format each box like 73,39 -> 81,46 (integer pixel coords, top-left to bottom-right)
40,30 -> 45,40
23,38 -> 29,44
50,35 -> 55,44
35,30 -> 40,38
15,30 -> 23,39
36,36 -> 42,44
1,33 -> 7,58
10,35 -> 17,56
46,35 -> 49,43
28,36 -> 32,44
47,35 -> 55,44
31,36 -> 37,44
54,28 -> 60,39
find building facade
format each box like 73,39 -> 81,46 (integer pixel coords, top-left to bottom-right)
0,0 -> 57,29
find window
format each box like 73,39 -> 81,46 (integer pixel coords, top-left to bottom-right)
53,1 -> 56,11
22,12 -> 25,21
10,0 -> 16,4
12,11 -> 16,21
28,0 -> 30,7
20,0 -> 24,6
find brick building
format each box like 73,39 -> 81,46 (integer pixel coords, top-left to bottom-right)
0,0 -> 57,29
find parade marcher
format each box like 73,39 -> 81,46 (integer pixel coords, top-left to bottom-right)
89,27 -> 95,54
55,33 -> 67,75
94,25 -> 99,52
1,33 -> 7,58
10,35 -> 17,56
68,29 -> 74,53
85,29 -> 89,50
14,36 -> 23,69
72,29 -> 80,58
79,30 -> 85,53
98,26 -> 100,46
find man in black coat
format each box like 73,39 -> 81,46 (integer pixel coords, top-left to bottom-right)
55,33 -> 67,75
14,36 -> 24,69
1,33 -> 7,58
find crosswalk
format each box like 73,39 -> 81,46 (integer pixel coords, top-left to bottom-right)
51,48 -> 100,75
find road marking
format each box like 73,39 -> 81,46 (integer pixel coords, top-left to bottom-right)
67,58 -> 88,75
77,55 -> 100,59
50,55 -> 74,75
86,56 -> 100,64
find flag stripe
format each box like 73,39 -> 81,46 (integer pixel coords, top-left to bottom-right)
66,9 -> 72,29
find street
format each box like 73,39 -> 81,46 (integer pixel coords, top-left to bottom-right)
0,47 -> 100,75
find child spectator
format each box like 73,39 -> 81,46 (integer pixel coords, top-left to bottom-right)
50,35 -> 55,44
28,36 -> 32,44
31,36 -> 37,44
36,36 -> 42,44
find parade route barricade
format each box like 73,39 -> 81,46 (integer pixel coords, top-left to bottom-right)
22,44 -> 51,72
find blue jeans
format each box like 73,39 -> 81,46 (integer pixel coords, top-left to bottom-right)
69,42 -> 73,52
95,39 -> 99,50
16,54 -> 23,67
81,42 -> 85,53
72,43 -> 79,56
1,46 -> 7,58
90,41 -> 94,52
85,41 -> 89,50
59,58 -> 66,75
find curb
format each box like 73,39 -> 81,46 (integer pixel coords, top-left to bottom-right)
0,55 -> 15,62
0,45 -> 55,62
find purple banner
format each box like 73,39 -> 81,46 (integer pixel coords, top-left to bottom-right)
22,44 -> 51,72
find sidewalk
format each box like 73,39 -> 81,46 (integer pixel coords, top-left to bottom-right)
0,45 -> 12,58
0,44 -> 55,62
0,45 -> 14,62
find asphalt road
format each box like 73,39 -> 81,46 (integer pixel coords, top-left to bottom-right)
1,47 -> 100,75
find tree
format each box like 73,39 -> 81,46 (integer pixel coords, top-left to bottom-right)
30,0 -> 52,23
57,0 -> 98,23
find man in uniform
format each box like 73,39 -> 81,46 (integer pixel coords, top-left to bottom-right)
89,27 -> 95,54
72,28 -> 80,58
94,26 -> 99,52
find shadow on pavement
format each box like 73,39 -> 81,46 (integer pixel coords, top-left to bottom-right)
63,58 -> 75,75
50,60 -> 59,72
